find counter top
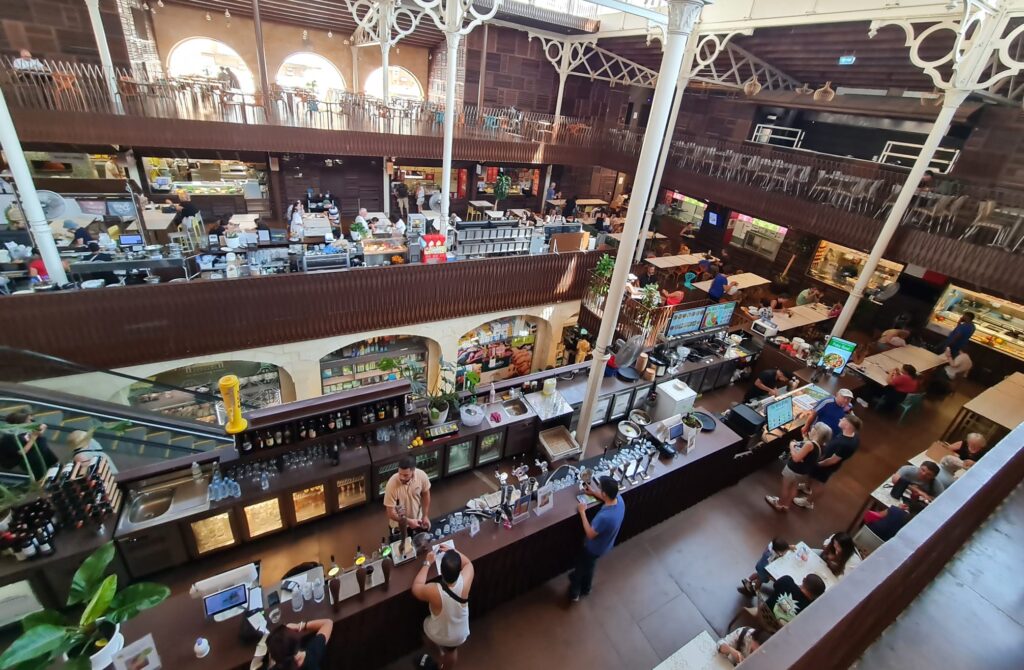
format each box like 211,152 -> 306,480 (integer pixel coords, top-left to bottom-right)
118,410 -> 742,670
0,520 -> 115,585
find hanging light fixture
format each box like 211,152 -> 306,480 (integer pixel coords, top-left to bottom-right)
205,12 -> 212,21
142,2 -> 150,9
328,30 -> 333,38
302,29 -> 309,41
157,0 -> 163,6
224,9 -> 230,18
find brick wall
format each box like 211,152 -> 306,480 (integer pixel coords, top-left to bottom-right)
427,39 -> 465,106
463,26 -> 558,114
0,0 -> 129,66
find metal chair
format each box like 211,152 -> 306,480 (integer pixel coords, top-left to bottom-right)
808,170 -> 835,201
897,392 -> 925,424
875,183 -> 902,218
958,200 -> 1005,244
904,194 -> 953,230
935,194 -> 969,235
831,176 -> 867,211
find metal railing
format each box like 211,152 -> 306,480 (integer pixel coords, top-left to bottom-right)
3,58 -> 1022,254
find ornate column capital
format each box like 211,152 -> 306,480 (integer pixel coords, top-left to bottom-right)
666,0 -> 710,37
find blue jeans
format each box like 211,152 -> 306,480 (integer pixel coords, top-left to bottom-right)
754,547 -> 774,584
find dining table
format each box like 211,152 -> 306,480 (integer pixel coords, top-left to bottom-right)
654,631 -> 732,670
766,541 -> 839,589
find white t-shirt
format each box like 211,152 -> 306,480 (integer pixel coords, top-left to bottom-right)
945,352 -> 972,379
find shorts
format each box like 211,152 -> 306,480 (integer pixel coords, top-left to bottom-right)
782,464 -> 811,483
398,196 -> 409,209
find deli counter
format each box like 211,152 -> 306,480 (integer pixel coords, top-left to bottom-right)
927,285 -> 1024,362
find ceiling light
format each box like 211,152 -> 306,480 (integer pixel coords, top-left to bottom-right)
303,29 -> 309,40
157,0 -> 163,5
205,12 -> 211,21
838,55 -> 856,65
343,39 -> 349,45
328,30 -> 333,38
224,9 -> 230,18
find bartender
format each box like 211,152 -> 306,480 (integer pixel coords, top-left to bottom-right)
744,368 -> 793,403
383,456 -> 431,540
63,219 -> 94,248
79,242 -> 118,285
168,200 -> 200,228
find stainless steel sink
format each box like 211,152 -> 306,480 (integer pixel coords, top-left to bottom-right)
127,489 -> 173,523
117,475 -> 211,534
502,399 -> 529,417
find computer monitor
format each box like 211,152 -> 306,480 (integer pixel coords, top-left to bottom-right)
202,584 -> 248,619
765,396 -> 794,431
668,420 -> 685,441
701,301 -> 736,330
117,233 -> 143,247
665,306 -> 705,339
818,336 -> 858,375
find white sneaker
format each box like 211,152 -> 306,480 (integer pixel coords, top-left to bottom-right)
793,497 -> 815,509
797,482 -> 811,495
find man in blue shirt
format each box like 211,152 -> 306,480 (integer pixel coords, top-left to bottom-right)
942,311 -> 975,357
707,265 -> 737,302
802,388 -> 854,437
569,476 -> 625,602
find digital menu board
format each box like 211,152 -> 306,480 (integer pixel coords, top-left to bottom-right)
701,302 -> 736,330
818,336 -> 857,375
665,306 -> 706,339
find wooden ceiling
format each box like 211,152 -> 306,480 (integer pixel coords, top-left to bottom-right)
164,0 -> 446,49
602,21 -> 955,92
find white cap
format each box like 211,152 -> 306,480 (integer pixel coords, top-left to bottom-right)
837,389 -> 854,398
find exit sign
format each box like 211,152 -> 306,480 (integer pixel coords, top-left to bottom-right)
838,55 -> 857,65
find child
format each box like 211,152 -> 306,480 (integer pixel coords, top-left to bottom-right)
738,537 -> 790,596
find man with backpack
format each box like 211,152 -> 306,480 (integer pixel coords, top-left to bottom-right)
394,181 -> 410,217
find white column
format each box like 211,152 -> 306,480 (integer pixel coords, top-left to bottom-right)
383,157 -> 391,217
352,46 -> 360,93
540,50 -> 570,207
575,0 -> 707,454
84,0 -> 124,114
439,32 -> 460,229
381,44 -> 391,104
0,89 -> 68,285
831,89 -> 968,337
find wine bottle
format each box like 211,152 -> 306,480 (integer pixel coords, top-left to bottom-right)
299,421 -> 308,440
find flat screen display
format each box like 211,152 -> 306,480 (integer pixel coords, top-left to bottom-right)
668,421 -> 685,441
203,584 -> 247,618
701,301 -> 736,330
765,397 -> 794,431
818,336 -> 857,375
665,306 -> 705,338
117,233 -> 143,247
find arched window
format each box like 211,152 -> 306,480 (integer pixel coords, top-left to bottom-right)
167,37 -> 255,93
457,317 -> 538,386
365,66 -> 424,101
276,52 -> 346,100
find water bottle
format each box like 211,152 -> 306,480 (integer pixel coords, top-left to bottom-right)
260,471 -> 270,492
230,479 -> 242,498
312,576 -> 325,603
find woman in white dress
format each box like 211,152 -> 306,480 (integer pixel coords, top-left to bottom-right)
287,200 -> 305,239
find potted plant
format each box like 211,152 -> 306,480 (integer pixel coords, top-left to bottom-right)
493,173 -> 512,211
350,220 -> 370,240
0,542 -> 169,670
681,414 -> 703,448
379,358 -> 461,425
589,253 -> 616,310
225,230 -> 241,249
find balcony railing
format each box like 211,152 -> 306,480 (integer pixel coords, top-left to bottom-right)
4,58 -> 1023,263
581,270 -> 678,348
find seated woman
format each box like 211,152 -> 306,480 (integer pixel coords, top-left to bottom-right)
717,626 -> 772,665
876,364 -> 919,413
660,284 -> 685,306
816,532 -> 861,577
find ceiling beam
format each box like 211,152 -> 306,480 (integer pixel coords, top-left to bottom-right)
583,0 -> 666,26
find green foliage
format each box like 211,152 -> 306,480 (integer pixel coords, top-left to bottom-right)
594,254 -> 615,279
379,358 -> 461,410
0,543 -> 169,669
639,284 -> 661,310
493,174 -> 512,208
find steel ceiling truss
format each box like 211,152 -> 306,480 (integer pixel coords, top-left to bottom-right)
696,41 -> 799,90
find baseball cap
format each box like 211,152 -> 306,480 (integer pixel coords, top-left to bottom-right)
837,389 -> 854,398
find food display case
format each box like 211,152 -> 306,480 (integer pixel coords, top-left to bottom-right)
475,429 -> 505,466
242,497 -> 285,539
360,239 -> 408,266
728,212 -> 787,261
291,484 -> 328,523
336,474 -> 368,510
927,285 -> 1024,361
662,191 -> 706,229
444,437 -> 476,475
807,240 -> 904,294
416,450 -> 442,480
189,512 -> 238,555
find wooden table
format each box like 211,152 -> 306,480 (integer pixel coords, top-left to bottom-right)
961,375 -> 1024,430
693,272 -> 771,293
909,441 -> 956,468
467,200 -> 493,219
645,253 -> 716,269
507,208 -> 532,219
767,541 -> 839,589
870,442 -> 951,506
608,231 -> 666,242
848,345 -> 945,386
485,210 -> 507,220
762,303 -> 833,332
655,631 -> 732,670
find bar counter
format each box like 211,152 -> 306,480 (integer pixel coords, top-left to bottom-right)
119,414 -> 743,669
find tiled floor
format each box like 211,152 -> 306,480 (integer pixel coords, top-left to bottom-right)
376,379 -> 983,670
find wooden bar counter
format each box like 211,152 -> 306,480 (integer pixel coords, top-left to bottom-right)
119,415 -> 743,669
